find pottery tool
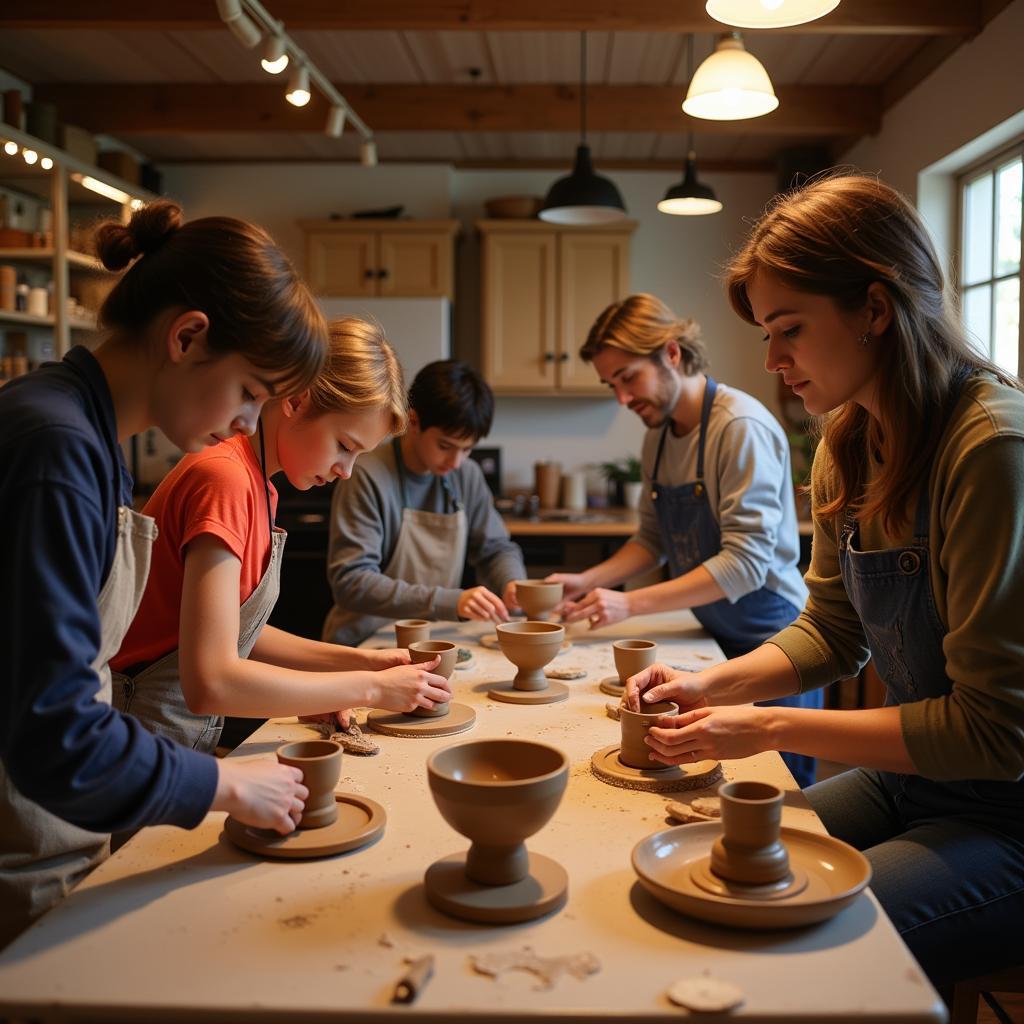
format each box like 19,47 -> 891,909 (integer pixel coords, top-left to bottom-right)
391,954 -> 435,1004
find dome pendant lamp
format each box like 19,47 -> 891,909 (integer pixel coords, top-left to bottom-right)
683,32 -> 778,121
706,0 -> 841,30
540,32 -> 627,225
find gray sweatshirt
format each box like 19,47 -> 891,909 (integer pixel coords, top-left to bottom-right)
323,443 -> 526,645
633,382 -> 807,614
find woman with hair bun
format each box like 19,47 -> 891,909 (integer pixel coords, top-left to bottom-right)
627,175 -> 1024,991
0,200 -> 327,947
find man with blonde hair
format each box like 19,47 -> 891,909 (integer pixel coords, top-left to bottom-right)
551,293 -> 821,785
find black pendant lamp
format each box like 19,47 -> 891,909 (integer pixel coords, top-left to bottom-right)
539,33 -> 627,225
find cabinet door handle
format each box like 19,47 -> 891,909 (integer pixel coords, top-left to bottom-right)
544,352 -> 555,363
364,268 -> 375,279
559,352 -> 570,362
377,268 -> 389,280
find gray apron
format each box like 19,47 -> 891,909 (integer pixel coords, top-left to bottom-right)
112,528 -> 285,755
323,439 -> 468,645
0,505 -> 157,946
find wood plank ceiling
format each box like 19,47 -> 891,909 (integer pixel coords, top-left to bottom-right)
0,1 -> 1007,170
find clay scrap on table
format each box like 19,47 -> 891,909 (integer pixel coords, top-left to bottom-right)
666,974 -> 745,1012
470,946 -> 601,991
605,701 -> 621,721
545,665 -> 587,680
665,798 -> 721,823
308,718 -> 380,756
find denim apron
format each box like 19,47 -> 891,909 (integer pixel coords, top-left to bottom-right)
651,376 -> 819,786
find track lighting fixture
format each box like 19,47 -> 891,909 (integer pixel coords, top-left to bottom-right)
216,0 -> 261,49
285,64 -> 311,107
261,34 -> 289,74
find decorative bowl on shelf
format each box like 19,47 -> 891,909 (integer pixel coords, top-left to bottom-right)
484,195 -> 543,219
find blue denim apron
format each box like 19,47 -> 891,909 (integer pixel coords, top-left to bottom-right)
651,376 -> 820,786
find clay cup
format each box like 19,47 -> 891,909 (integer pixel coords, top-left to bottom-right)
408,640 -> 457,718
710,780 -> 790,885
514,579 -> 563,620
618,700 -> 679,770
496,621 -> 565,691
427,738 -> 568,885
276,739 -> 342,829
613,638 -> 657,685
395,619 -> 431,647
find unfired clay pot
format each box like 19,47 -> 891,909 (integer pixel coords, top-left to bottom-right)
613,638 -> 657,684
618,699 -> 679,770
276,739 -> 342,829
514,580 -> 563,620
496,621 -> 565,691
408,640 -> 457,718
427,738 -> 568,885
395,619 -> 431,647
710,780 -> 790,885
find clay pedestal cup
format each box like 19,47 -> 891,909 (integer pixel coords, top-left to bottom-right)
425,738 -> 570,923
619,700 -> 679,770
408,640 -> 457,718
513,580 -> 563,621
496,621 -> 565,691
395,619 -> 431,648
276,740 -> 342,829
710,781 -> 791,885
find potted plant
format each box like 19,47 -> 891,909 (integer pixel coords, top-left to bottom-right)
600,456 -> 644,509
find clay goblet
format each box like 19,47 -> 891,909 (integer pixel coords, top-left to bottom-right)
618,700 -> 679,770
513,580 -> 563,621
710,780 -> 790,886
427,739 -> 568,886
496,621 -> 565,691
276,739 -> 342,830
395,619 -> 431,647
408,640 -> 457,719
613,639 -> 657,685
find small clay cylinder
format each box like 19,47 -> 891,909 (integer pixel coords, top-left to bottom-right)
395,618 -> 430,647
710,780 -> 790,885
276,739 -> 342,829
408,640 -> 456,718
514,579 -> 562,620
612,638 -> 657,684
618,700 -> 678,770
534,460 -> 562,510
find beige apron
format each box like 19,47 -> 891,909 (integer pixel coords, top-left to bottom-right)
0,506 -> 157,947
323,441 -> 468,646
112,528 -> 286,755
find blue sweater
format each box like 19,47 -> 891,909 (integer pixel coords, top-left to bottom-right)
0,347 -> 216,831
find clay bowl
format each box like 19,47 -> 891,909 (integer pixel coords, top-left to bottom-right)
408,640 -> 457,718
427,738 -> 569,885
276,739 -> 342,829
395,619 -> 431,647
483,195 -> 543,219
496,620 -> 565,691
514,579 -> 563,620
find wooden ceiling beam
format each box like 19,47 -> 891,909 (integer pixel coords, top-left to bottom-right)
0,0 -> 981,35
34,83 -> 880,136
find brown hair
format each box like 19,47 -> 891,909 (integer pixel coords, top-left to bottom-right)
725,172 -> 1020,534
94,200 -> 325,394
579,293 -> 708,375
305,316 -> 407,435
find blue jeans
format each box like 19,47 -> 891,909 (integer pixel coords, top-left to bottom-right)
805,768 -> 1024,988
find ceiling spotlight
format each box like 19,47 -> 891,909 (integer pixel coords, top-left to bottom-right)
216,0 -> 261,48
325,105 -> 346,138
3,140 -> 17,156
286,64 -> 311,107
706,0 -> 841,29
40,156 -> 54,170
683,33 -> 778,121
23,148 -> 38,165
360,139 -> 378,167
261,34 -> 289,74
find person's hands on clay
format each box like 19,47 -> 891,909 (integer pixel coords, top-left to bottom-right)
502,579 -> 520,613
545,572 -> 588,612
645,704 -> 771,766
356,646 -> 412,671
298,709 -> 352,730
213,758 -> 308,835
561,587 -> 633,628
625,663 -> 710,713
372,657 -> 452,713
457,585 -> 510,624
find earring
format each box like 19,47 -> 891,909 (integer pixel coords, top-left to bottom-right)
858,332 -> 870,347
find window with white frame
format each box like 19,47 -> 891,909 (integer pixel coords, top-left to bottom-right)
959,144 -> 1023,376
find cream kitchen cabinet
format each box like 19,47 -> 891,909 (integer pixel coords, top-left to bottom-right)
299,219 -> 459,299
479,219 -> 635,396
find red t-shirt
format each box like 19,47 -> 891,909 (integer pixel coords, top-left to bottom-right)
112,434 -> 278,671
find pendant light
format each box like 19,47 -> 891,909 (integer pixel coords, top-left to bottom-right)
706,0 -> 841,30
660,37 -> 722,216
539,32 -> 627,225
682,33 -> 778,121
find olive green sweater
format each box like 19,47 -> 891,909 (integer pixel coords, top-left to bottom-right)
770,375 -> 1024,782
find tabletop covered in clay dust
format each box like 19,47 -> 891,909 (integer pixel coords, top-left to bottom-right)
0,612 -> 944,1023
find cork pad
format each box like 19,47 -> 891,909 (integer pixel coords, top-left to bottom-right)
366,703 -> 476,738
224,794 -> 386,859
590,745 -> 722,793
487,680 -> 570,705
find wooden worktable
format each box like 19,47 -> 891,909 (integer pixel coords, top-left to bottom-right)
502,509 -> 638,537
0,613 -> 944,1022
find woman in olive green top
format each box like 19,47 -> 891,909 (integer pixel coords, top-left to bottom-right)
627,175 -> 1024,993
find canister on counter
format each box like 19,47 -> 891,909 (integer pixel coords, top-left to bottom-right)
534,460 -> 562,510
0,265 -> 16,312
